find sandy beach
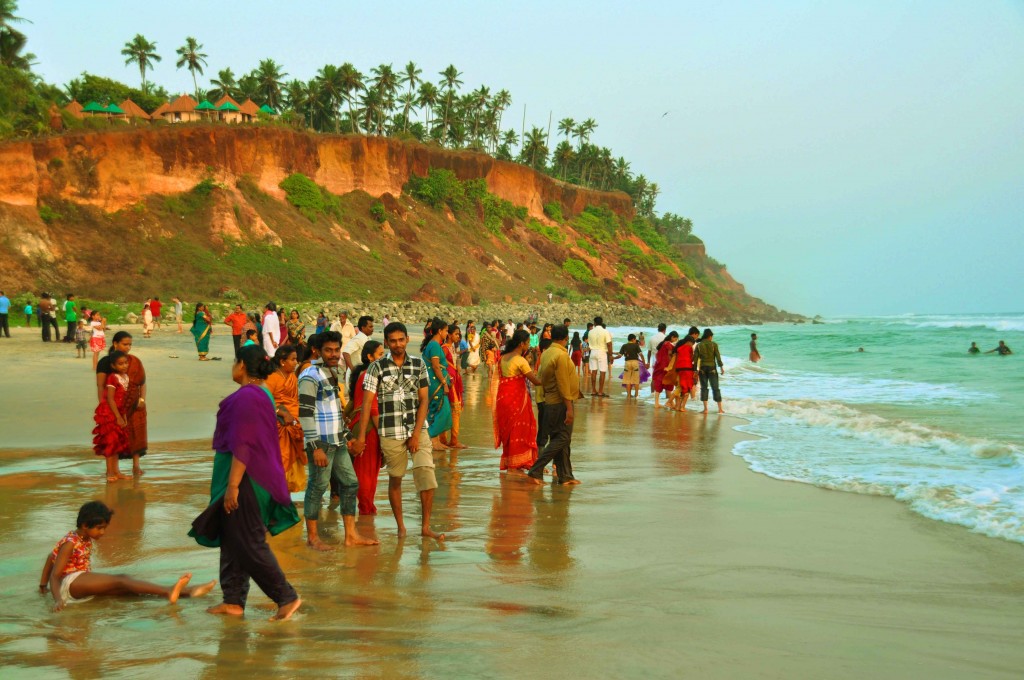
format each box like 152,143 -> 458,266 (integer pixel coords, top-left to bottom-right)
1,325 -> 1023,679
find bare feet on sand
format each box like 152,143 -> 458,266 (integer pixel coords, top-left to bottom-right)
207,603 -> 244,616
271,598 -> 302,621
421,527 -> 446,540
186,580 -> 217,598
168,574 -> 192,604
133,467 -> 145,476
396,526 -> 408,538
562,479 -> 582,486
344,533 -> 380,546
527,475 -> 544,485
307,538 -> 334,552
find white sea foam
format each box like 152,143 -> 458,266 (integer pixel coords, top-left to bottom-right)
839,314 -> 1024,333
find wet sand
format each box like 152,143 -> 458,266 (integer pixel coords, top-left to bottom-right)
1,326 -> 1023,678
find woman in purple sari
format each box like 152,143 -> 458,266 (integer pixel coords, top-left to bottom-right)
189,345 -> 302,621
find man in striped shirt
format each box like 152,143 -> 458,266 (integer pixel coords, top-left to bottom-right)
298,331 -> 379,550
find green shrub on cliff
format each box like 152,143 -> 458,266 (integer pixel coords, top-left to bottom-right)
575,238 -> 598,257
527,219 -> 564,244
405,169 -> 469,212
369,201 -> 387,223
571,205 -> 619,243
562,258 -> 595,285
543,202 -> 564,222
279,173 -> 343,222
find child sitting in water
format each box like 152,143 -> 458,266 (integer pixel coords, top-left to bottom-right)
40,501 -> 215,612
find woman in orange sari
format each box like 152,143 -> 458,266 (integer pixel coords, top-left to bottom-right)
266,345 -> 307,493
347,340 -> 385,515
493,330 -> 543,472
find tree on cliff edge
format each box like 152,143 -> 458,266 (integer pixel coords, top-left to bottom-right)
121,34 -> 160,93
175,36 -> 208,103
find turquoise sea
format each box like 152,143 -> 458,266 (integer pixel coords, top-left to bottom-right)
608,314 -> 1023,544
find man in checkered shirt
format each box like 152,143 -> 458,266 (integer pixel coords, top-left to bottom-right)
299,331 -> 379,550
352,321 -> 445,540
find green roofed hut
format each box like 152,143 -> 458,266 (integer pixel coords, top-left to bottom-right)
82,101 -> 107,117
259,104 -> 279,118
213,95 -> 242,123
104,103 -> 127,121
194,100 -> 217,120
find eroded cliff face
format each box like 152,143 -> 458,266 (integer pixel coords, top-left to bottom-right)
0,126 -> 633,220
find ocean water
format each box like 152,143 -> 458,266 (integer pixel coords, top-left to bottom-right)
604,314 -> 1024,544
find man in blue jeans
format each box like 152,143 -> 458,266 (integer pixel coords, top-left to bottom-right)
298,331 -> 379,551
0,291 -> 10,338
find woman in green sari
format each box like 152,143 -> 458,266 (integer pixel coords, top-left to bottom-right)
189,345 -> 302,621
190,303 -> 213,360
421,317 -> 453,451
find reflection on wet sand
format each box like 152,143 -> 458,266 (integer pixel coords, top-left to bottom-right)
2,371 -> 1024,678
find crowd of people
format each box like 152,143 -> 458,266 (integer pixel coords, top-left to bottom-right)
51,293 -> 751,618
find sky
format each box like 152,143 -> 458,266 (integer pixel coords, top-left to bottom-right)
21,1 -> 1024,316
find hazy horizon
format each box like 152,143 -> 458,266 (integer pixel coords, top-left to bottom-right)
21,1 -> 1024,317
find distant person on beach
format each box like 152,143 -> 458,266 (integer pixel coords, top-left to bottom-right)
315,311 -> 328,335
92,349 -> 132,481
588,316 -> 613,398
242,329 -> 258,347
150,297 -> 162,330
46,293 -> 61,342
224,304 -> 248,356
286,309 -> 306,347
647,323 -> 666,365
353,321 -> 445,540
42,501 -> 215,612
191,303 -> 213,361
695,328 -> 725,414
570,331 -> 583,377
142,303 -> 153,338
189,345 -> 302,621
172,297 -> 184,333
342,315 -> 374,377
63,293 -> 77,343
96,331 -> 148,477
262,302 -> 281,356
298,331 -> 376,550
74,320 -> 88,358
749,333 -> 761,362
986,341 -> 1012,355
616,333 -> 647,399
0,290 -> 9,338
24,300 -> 33,327
88,310 -> 107,370
968,342 -> 980,354
528,324 -> 581,485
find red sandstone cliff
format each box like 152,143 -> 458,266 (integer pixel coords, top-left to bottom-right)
0,126 -> 633,219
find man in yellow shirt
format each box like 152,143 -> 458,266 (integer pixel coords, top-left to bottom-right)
528,325 -> 582,485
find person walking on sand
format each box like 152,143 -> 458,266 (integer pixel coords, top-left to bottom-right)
191,303 -> 213,360
142,303 -> 154,338
262,302 -> 281,356
695,328 -> 725,414
352,321 -> 445,540
616,333 -> 647,399
88,310 -> 108,371
172,297 -> 184,334
189,345 -> 303,621
749,333 -> 761,362
298,331 -> 378,550
588,316 -> 613,397
62,293 -> 77,343
150,297 -> 163,331
528,324 -> 581,485
97,332 -> 148,477
42,501 -> 215,612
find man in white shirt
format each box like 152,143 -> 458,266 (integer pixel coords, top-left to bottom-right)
262,302 -> 281,355
647,323 -> 666,365
330,311 -> 356,347
504,319 -> 515,339
587,316 -> 613,397
342,315 -> 375,374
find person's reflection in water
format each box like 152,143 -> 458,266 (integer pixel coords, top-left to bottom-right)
486,473 -> 536,564
201,624 -> 292,680
46,615 -> 100,680
528,488 -> 575,577
432,448 -> 462,535
692,414 -> 722,474
100,479 -> 146,564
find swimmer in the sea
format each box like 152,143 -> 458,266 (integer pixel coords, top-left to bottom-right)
968,342 -> 980,354
985,341 -> 1012,356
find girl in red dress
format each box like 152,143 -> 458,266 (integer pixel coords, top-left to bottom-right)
650,331 -> 679,408
668,335 -> 697,411
347,341 -> 385,515
93,350 -> 132,481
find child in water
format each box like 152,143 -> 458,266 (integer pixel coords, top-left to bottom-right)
40,501 -> 215,612
93,350 -> 131,481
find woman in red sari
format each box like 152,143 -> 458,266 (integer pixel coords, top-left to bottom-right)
650,330 -> 679,409
493,330 -> 543,472
667,335 -> 697,412
347,340 -> 385,515
441,326 -> 468,449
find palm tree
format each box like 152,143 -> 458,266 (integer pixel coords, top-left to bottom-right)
397,92 -> 416,133
237,72 -> 260,103
439,64 -> 463,146
370,63 -> 398,131
417,81 -> 439,136
208,68 -> 238,101
359,87 -> 384,135
522,126 -> 549,169
338,62 -> 364,134
470,85 -> 490,142
553,141 -> 574,180
255,58 -> 287,111
316,64 -> 344,132
175,37 -> 208,102
492,89 -> 512,135
121,34 -> 161,93
0,0 -> 31,70
400,61 -> 421,131
580,118 -> 597,145
557,117 -> 575,142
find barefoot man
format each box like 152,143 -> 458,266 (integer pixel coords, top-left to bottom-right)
298,331 -> 378,550
528,324 -> 582,485
352,322 -> 446,540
